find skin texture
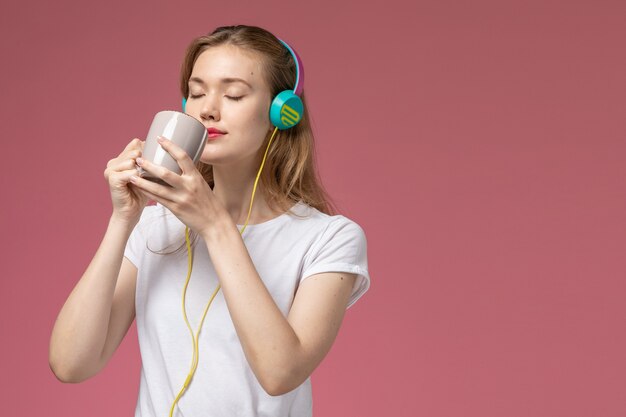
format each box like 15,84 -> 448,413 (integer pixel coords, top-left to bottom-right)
49,44 -> 357,396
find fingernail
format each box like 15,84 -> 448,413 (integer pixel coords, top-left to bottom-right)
157,136 -> 165,143
136,157 -> 144,165
130,175 -> 138,183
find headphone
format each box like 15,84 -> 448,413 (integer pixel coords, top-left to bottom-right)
182,38 -> 304,130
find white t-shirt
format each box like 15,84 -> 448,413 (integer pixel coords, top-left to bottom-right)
124,201 -> 370,417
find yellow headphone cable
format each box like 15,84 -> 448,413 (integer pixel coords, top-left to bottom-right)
168,126 -> 279,417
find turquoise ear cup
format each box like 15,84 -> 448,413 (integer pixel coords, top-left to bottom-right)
182,97 -> 187,112
270,90 -> 303,130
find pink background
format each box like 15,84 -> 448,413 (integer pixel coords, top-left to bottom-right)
2,0 -> 625,415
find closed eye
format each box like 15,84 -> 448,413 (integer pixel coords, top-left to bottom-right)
188,94 -> 244,101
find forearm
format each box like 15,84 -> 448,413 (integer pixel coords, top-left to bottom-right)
49,215 -> 135,382
202,218 -> 306,395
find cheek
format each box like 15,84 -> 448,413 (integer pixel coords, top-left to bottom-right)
183,105 -> 203,124
253,102 -> 271,128
238,102 -> 271,134
250,111 -> 272,145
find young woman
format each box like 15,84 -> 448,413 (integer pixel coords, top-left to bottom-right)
49,25 -> 370,416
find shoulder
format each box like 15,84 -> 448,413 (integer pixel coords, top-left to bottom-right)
285,202 -> 367,240
286,202 -> 368,261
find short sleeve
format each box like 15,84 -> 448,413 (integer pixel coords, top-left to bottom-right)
301,216 -> 370,309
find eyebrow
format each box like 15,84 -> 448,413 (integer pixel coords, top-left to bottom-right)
188,76 -> 252,89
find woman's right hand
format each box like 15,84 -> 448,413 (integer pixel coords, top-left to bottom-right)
104,138 -> 149,224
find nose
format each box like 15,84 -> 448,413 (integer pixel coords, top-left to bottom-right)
199,93 -> 220,122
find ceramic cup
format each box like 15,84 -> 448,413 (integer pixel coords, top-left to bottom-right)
137,111 -> 207,186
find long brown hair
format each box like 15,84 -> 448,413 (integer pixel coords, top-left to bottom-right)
152,25 -> 335,254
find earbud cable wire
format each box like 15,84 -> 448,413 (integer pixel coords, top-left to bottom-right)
168,126 -> 279,417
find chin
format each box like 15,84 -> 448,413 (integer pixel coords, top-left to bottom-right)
198,153 -> 227,166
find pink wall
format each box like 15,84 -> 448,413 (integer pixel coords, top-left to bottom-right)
2,0 -> 625,415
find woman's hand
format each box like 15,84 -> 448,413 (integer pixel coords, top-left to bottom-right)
104,138 -> 149,224
129,136 -> 224,236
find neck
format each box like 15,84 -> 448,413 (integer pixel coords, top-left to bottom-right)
212,162 -> 276,226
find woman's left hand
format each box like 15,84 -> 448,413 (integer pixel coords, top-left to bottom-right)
130,136 -> 224,236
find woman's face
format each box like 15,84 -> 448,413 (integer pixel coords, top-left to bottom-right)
184,44 -> 273,166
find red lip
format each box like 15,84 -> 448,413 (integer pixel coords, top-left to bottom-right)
207,127 -> 226,139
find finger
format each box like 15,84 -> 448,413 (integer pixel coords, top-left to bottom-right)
134,186 -> 163,205
129,173 -> 176,203
123,138 -> 143,152
135,156 -> 182,188
106,167 -> 142,185
107,155 -> 141,172
133,180 -> 175,208
108,148 -> 141,168
119,149 -> 142,164
105,157 -> 137,178
157,136 -> 197,175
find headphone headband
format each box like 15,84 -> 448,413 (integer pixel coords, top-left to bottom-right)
278,39 -> 304,96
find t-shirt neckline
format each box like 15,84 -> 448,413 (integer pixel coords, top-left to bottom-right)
236,201 -> 304,230
155,201 -> 308,231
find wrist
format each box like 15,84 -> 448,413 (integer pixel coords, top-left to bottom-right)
109,212 -> 140,230
200,211 -> 238,245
